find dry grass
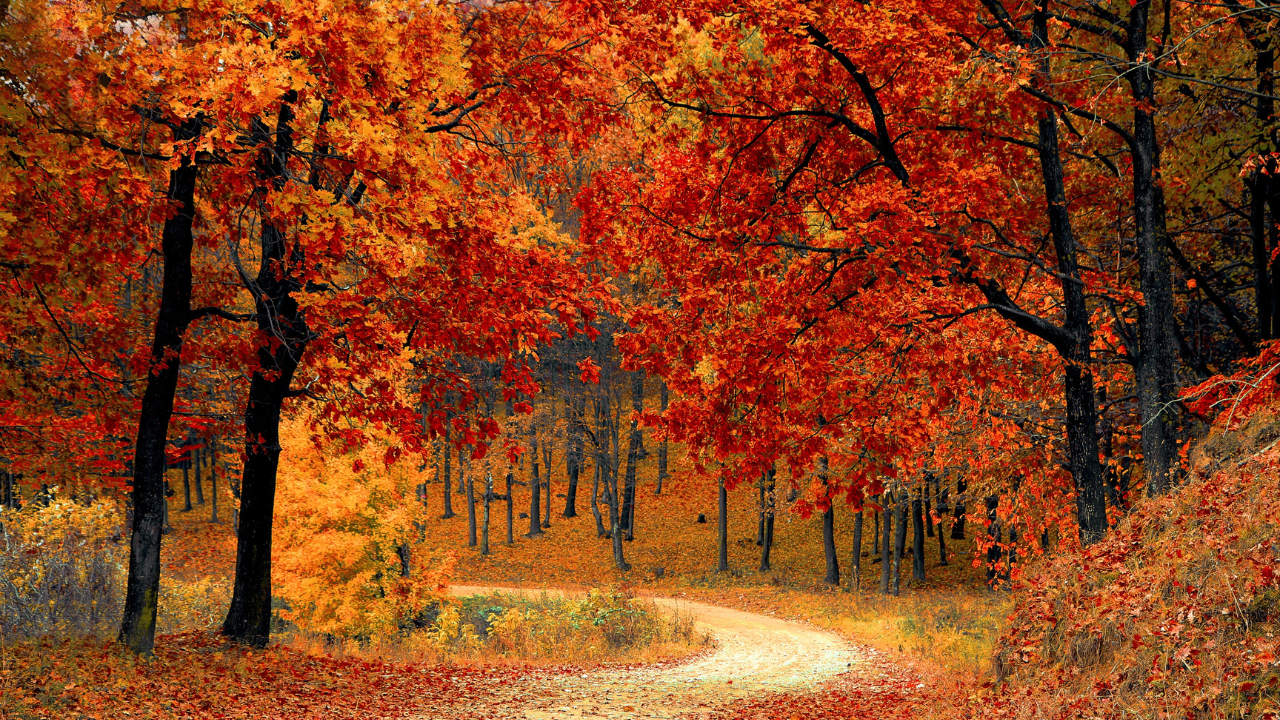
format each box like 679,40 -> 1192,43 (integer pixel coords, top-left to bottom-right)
282,587 -> 712,667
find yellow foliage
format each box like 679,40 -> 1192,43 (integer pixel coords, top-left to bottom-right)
273,414 -> 454,639
0,498 -> 125,638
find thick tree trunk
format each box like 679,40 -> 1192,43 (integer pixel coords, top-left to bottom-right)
717,473 -> 729,574
223,100 -> 311,648
911,496 -> 925,583
849,508 -> 863,592
1126,3 -> 1181,496
822,503 -> 839,585
119,118 -> 202,656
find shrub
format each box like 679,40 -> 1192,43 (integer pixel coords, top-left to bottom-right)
0,499 -> 125,639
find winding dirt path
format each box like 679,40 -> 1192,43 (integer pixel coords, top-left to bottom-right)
444,586 -> 864,719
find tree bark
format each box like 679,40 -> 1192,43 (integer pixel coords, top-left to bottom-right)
849,507 -> 863,592
621,372 -> 643,540
1126,1 -> 1182,496
481,473 -> 491,556
528,431 -> 543,537
880,493 -> 892,595
892,495 -> 907,597
564,395 -> 582,517
911,496 -> 926,583
717,472 -> 729,574
466,459 -> 477,546
759,465 -> 775,572
222,99 -> 312,648
119,118 -> 202,656
194,447 -> 204,505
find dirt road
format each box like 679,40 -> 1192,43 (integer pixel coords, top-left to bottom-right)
444,586 -> 862,719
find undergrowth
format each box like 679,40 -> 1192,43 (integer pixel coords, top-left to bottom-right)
286,587 -> 711,666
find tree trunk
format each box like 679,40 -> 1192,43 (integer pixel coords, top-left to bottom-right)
223,98 -> 312,648
951,479 -> 966,540
822,502 -> 839,585
756,474 -> 766,546
182,463 -> 192,512
591,461 -> 606,537
759,466 -> 775,573
541,436 -> 553,530
880,493 -> 892,595
481,473 -> 491,556
655,381 -> 669,495
911,496 -> 926,583
564,395 -> 582,517
528,432 -> 542,538
717,472 -> 729,574
986,496 -> 1003,584
849,508 -> 863,592
466,460 -> 477,547
892,496 -> 907,597
1126,2 -> 1181,497
505,469 -> 513,546
194,448 -> 204,505
621,372 -> 643,540
119,118 -> 202,656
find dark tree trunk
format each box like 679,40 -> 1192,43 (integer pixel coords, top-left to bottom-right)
823,503 -> 839,585
222,98 -> 312,648
528,432 -> 543,538
621,372 -> 643,540
1126,2 -> 1181,497
756,475 -> 766,546
194,448 -> 204,505
481,473 -> 491,556
911,496 -> 926,583
564,395 -> 582,517
505,469 -> 513,546
986,496 -> 1004,584
181,464 -> 192,511
873,501 -> 881,563
951,479 -> 966,540
759,466 -> 775,573
849,508 -> 863,592
466,461 -> 477,547
717,473 -> 729,574
541,434 -> 553,530
892,496 -> 907,597
880,493 -> 892,595
655,381 -> 669,495
591,461 -> 606,537
119,118 -> 202,656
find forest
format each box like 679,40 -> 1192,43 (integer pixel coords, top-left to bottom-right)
3,0 -> 1280,718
